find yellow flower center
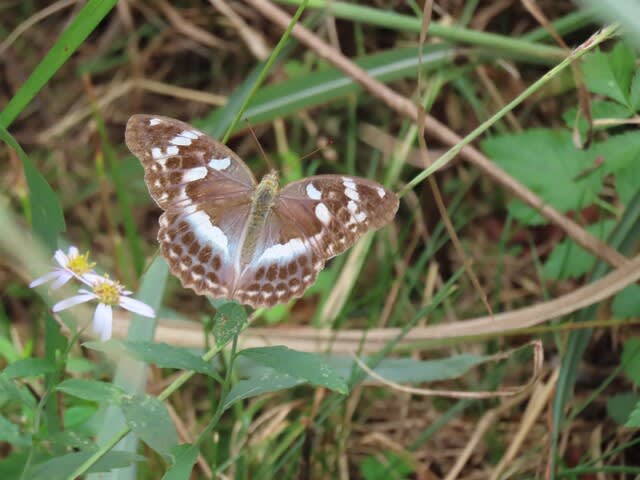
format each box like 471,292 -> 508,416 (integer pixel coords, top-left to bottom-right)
93,281 -> 121,305
67,251 -> 95,275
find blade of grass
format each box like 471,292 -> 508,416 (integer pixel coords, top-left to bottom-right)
222,0 -> 310,143
0,125 -> 65,252
0,0 -> 118,128
275,0 -> 564,62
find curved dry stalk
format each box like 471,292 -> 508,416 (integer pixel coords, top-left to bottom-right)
351,340 -> 543,399
113,253 -> 640,352
246,0 -> 627,269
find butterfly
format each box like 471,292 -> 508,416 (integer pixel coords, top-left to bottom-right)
125,115 -> 399,308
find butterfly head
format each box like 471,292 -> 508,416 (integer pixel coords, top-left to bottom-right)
254,170 -> 280,208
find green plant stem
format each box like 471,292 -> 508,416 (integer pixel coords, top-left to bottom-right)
275,0 -> 564,62
222,0 -> 309,143
398,24 -> 618,198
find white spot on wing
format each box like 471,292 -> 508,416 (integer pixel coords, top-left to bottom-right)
376,186 -> 386,198
345,188 -> 359,201
182,167 -> 207,182
315,203 -> 331,225
171,135 -> 192,146
208,156 -> 231,170
347,201 -> 358,214
355,211 -> 367,222
151,148 -> 162,160
306,182 -> 322,200
343,178 -> 357,190
260,238 -> 307,262
149,118 -> 162,126
167,146 -> 179,156
181,130 -> 199,140
186,211 -> 229,254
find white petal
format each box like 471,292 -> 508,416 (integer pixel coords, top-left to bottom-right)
29,270 -> 62,288
119,297 -> 156,318
68,246 -> 79,257
93,304 -> 113,341
101,310 -> 113,340
54,250 -> 69,267
80,272 -> 102,286
52,293 -> 96,312
50,271 -> 73,290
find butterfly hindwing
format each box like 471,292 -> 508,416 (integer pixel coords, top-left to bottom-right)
231,175 -> 399,307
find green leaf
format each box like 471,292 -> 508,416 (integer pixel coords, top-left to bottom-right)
625,400 -> 640,428
0,126 -> 65,252
212,301 -> 248,348
27,450 -> 141,480
482,129 -> 602,225
0,0 -> 119,128
57,379 -> 126,404
630,69 -> 640,111
581,43 -> 635,107
223,371 -> 303,411
0,415 -> 32,447
239,346 -> 349,394
562,100 -> 633,134
63,405 -> 97,428
0,375 -> 36,408
613,284 -> 640,318
543,220 -> 616,280
162,444 -> 199,480
2,358 -> 56,379
120,394 -> 177,458
607,392 -> 640,425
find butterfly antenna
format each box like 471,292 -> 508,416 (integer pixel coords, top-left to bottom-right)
245,118 -> 277,171
299,137 -> 334,162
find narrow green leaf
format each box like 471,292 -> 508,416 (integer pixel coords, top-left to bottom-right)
223,371 -> 303,411
162,444 -> 199,480
57,379 -> 127,404
120,394 -> 177,458
622,338 -> 640,386
2,358 -> 56,379
0,0 -> 119,128
0,125 -> 65,252
120,341 -> 218,377
239,346 -> 348,394
27,450 -> 141,480
630,69 -> 640,111
212,301 -> 248,348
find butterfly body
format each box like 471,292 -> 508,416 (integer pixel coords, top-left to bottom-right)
125,115 -> 399,308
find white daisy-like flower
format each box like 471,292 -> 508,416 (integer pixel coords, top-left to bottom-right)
52,276 -> 155,341
29,246 -> 96,290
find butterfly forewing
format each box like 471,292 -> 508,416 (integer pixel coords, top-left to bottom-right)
125,115 -> 256,210
278,175 -> 399,259
127,115 -> 399,309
